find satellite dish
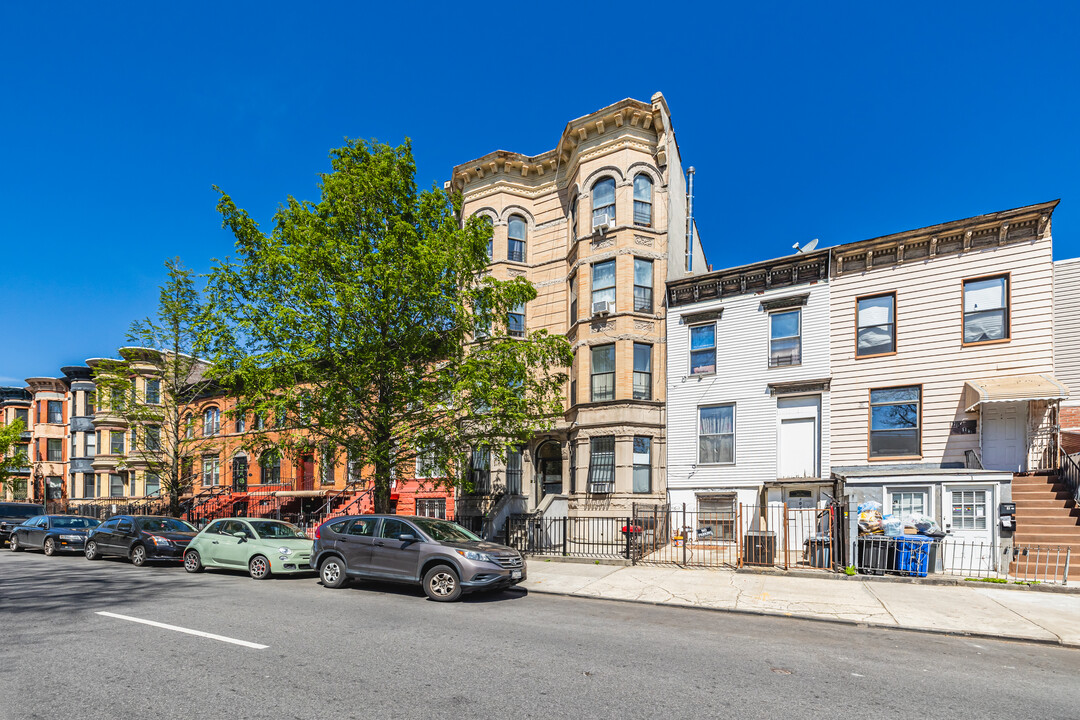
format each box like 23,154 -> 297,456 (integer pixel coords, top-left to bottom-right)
794,238 -> 819,254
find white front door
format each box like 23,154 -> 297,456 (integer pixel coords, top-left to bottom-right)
981,402 -> 1027,472
943,485 -> 996,572
777,396 -> 820,479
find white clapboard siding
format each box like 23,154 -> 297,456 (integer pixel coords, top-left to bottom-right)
667,281 -> 830,491
1054,258 -> 1080,396
830,238 -> 1054,467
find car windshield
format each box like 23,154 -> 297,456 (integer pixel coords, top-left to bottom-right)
249,521 -> 308,539
52,517 -> 100,529
410,518 -> 482,543
0,504 -> 44,518
138,518 -> 196,533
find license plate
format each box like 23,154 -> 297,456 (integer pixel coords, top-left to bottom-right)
510,569 -> 522,580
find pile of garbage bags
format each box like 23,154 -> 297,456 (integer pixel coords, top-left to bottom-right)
857,501 -> 945,538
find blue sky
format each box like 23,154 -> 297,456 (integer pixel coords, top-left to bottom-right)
2,2 -> 1078,383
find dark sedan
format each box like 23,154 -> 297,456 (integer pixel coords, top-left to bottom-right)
0,502 -> 45,545
84,515 -> 198,566
8,515 -> 100,555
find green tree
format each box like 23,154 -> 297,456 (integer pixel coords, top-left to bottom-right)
0,418 -> 29,499
207,138 -> 573,513
93,258 -> 220,516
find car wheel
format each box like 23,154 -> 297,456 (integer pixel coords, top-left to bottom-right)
9,535 -> 21,552
319,556 -> 347,588
85,540 -> 101,560
43,538 -> 56,556
130,544 -> 148,567
423,564 -> 462,602
184,550 -> 203,573
248,555 -> 270,580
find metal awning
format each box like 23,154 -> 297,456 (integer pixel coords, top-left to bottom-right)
964,374 -> 1069,412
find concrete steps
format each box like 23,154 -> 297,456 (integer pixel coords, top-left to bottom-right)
1010,473 -> 1080,554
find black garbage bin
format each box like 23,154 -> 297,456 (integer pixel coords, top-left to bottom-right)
807,535 -> 832,569
857,535 -> 894,575
744,531 -> 776,566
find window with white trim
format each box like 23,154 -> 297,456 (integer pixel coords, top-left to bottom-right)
592,259 -> 615,309
963,275 -> 1009,343
951,490 -> 987,530
632,437 -> 651,493
699,405 -> 735,464
592,177 -> 616,228
591,344 -> 615,402
689,324 -> 716,375
769,309 -> 801,367
634,258 -> 653,312
857,293 -> 896,356
508,215 -> 526,262
891,489 -> 928,518
588,436 -> 615,493
633,174 -> 652,227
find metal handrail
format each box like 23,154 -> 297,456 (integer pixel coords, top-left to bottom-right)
1060,448 -> 1080,505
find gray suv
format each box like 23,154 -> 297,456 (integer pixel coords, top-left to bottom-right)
310,515 -> 526,602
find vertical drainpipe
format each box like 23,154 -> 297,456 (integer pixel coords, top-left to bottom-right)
685,166 -> 695,273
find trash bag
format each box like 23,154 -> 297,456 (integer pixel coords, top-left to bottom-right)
858,501 -> 884,534
881,514 -> 904,537
902,512 -> 940,534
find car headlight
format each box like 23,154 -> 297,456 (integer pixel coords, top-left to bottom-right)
59,535 -> 83,542
277,547 -> 293,555
148,535 -> 172,546
456,549 -> 495,563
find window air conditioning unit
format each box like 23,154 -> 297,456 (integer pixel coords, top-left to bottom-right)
592,300 -> 612,317
593,214 -> 615,233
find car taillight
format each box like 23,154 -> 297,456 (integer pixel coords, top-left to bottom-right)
314,524 -> 320,539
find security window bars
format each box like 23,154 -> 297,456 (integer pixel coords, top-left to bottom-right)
506,445 -> 523,495
592,260 -> 615,308
203,456 -> 220,486
592,177 -> 616,228
699,405 -> 735,464
508,303 -> 525,338
109,473 -> 124,498
633,437 -> 651,493
416,497 -> 447,519
110,430 -> 124,455
634,258 -> 653,312
633,343 -> 652,400
769,310 -> 801,367
689,324 -> 716,375
869,386 -> 921,458
963,275 -> 1009,344
857,293 -> 895,357
145,379 -> 161,405
892,490 -> 927,518
508,215 -> 526,262
47,438 -> 62,462
588,436 -> 615,493
591,344 -> 615,402
47,400 -> 63,424
952,490 -> 987,530
633,174 -> 652,227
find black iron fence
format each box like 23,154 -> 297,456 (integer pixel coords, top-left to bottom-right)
507,514 -> 635,559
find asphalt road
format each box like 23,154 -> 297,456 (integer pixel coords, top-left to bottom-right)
2,550 -> 1079,720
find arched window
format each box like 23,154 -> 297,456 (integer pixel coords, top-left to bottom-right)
592,177 -> 616,229
184,413 -> 194,439
508,215 -> 526,262
536,441 -> 563,497
477,214 -> 494,260
633,174 -> 652,227
260,451 -> 281,485
203,407 -> 220,436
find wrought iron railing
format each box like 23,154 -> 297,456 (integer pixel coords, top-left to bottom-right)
1060,449 -> 1080,506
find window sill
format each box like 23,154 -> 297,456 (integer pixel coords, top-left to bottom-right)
855,351 -> 897,360
961,338 -> 1011,348
867,455 -> 923,463
767,363 -> 803,369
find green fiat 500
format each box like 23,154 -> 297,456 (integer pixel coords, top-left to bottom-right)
184,518 -> 314,579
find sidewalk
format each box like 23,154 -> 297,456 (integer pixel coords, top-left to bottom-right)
520,560 -> 1080,648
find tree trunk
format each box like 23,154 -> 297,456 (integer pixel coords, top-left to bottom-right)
372,385 -> 393,514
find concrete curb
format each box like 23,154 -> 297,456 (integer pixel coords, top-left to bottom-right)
512,584 -> 1080,650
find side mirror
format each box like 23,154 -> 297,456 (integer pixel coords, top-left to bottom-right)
233,531 -> 248,541
399,534 -> 418,543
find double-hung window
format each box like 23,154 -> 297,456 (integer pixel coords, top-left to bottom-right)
47,438 -> 63,462
260,452 -> 280,484
47,400 -> 63,424
570,196 -> 578,242
235,414 -> 246,433
109,473 -> 124,497
699,405 -> 735,464
85,433 -> 96,457
689,324 -> 716,375
145,379 -> 161,405
591,260 -> 615,311
469,446 -> 489,492
204,408 -> 220,436
633,437 -> 651,493
891,489 -> 928,518
479,215 -> 494,260
588,436 -> 615,493
508,215 -> 526,263
633,343 -> 652,400
591,345 -> 615,402
416,446 -> 437,480
769,310 -> 801,367
110,430 -> 125,455
145,473 -> 160,496
963,275 -> 1009,344
857,293 -> 896,357
569,272 -> 578,324
592,177 -> 616,229
506,445 -> 523,495
869,386 -> 921,458
633,174 -> 652,227
508,303 -> 525,338
83,473 -> 96,498
203,455 -> 220,486
145,426 -> 160,451
634,258 -> 653,312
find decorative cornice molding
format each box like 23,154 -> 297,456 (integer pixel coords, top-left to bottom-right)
767,378 -> 832,396
760,293 -> 809,311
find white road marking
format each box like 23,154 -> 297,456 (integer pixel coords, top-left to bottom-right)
95,611 -> 268,649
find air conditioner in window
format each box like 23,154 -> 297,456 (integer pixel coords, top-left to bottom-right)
593,214 -> 615,233
592,300 -> 612,317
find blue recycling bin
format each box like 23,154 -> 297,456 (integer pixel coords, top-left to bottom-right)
894,535 -> 933,577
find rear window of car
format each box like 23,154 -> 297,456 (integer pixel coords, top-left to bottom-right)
0,504 -> 45,518
326,520 -> 349,535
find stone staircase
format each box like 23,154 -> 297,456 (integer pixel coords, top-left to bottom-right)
1011,473 -> 1080,555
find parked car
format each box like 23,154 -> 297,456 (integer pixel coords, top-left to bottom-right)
184,517 -> 314,580
84,515 -> 197,566
0,502 -> 45,545
8,515 -> 100,555
310,515 -> 526,602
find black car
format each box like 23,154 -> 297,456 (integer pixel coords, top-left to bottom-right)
0,502 -> 45,545
9,515 -> 101,555
84,515 -> 198,566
